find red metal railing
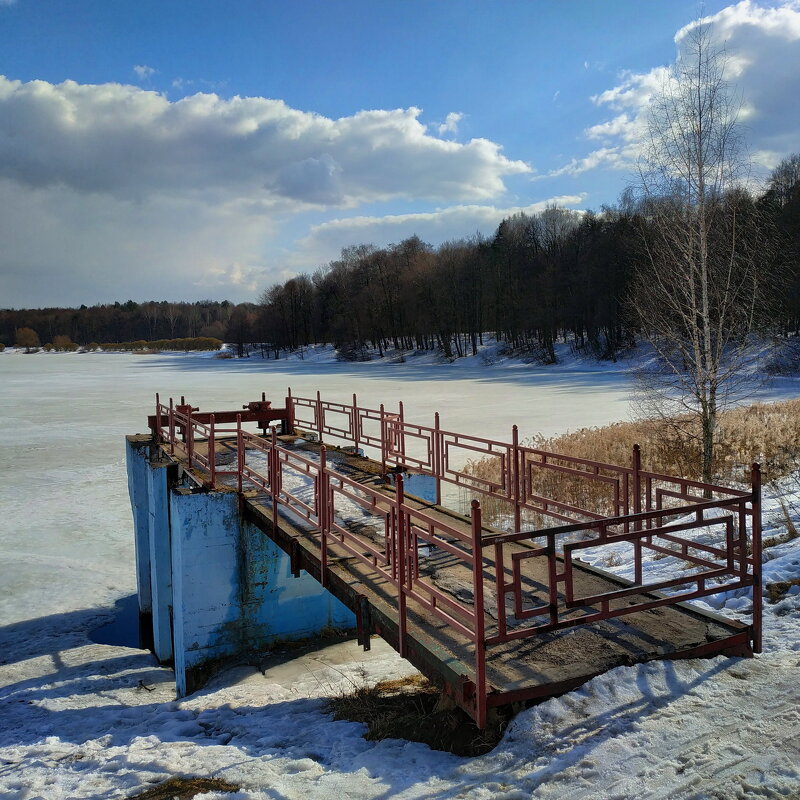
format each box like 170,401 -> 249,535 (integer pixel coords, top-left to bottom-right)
150,390 -> 762,727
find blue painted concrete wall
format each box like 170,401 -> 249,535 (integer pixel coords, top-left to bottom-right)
127,436 -> 355,697
169,488 -> 242,695
169,488 -> 355,696
126,437 -> 152,616
240,519 -> 353,642
147,460 -> 173,663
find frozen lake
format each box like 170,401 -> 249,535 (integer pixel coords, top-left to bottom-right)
0,349 -> 637,627
6,347 -> 800,629
2,348 -> 800,800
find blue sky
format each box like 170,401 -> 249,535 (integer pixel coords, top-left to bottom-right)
1,0 -> 798,307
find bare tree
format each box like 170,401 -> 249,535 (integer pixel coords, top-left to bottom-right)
165,303 -> 181,338
629,22 -> 773,483
142,301 -> 160,340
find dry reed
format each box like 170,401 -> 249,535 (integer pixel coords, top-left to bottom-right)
463,398 -> 800,529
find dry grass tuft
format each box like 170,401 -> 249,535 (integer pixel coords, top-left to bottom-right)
766,579 -> 800,604
327,673 -> 507,756
127,776 -> 239,799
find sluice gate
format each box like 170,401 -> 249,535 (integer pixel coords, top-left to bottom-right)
127,390 -> 762,728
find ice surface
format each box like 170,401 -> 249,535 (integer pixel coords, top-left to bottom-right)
1,349 -> 799,799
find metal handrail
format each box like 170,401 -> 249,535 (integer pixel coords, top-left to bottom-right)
151,391 -> 763,728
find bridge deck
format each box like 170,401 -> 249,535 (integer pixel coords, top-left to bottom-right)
168,434 -> 749,717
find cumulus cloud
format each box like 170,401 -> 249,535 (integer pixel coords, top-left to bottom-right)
0,78 -> 528,206
289,195 -> 586,269
0,76 -> 534,305
438,111 -> 464,136
553,1 -> 800,179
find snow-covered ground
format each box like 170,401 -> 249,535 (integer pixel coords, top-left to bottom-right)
1,349 -> 799,799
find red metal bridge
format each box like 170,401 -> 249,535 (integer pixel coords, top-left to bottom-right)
148,390 -> 762,728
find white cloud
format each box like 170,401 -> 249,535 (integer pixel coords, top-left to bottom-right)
133,64 -> 156,80
590,67 -> 669,112
0,76 -> 532,305
0,178 -> 274,306
545,147 -> 636,178
437,111 -> 464,136
194,261 -> 267,293
0,77 -> 529,207
289,195 -> 586,269
555,1 -> 800,181
585,113 -> 639,142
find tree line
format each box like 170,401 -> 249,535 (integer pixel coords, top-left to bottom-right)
256,209 -> 638,362
0,299 -> 247,350
254,157 -> 798,362
3,160 -> 798,364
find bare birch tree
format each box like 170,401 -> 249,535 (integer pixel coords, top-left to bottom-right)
630,22 -> 772,483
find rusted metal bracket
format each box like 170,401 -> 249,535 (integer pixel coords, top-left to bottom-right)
289,539 -> 301,578
355,594 -> 372,651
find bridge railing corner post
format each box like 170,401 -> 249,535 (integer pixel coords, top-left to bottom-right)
380,404 -> 387,477
154,392 -> 160,443
751,462 -> 763,654
471,498 -> 487,729
395,473 -> 407,657
316,390 -> 323,443
512,424 -> 522,532
319,445 -> 329,586
433,412 -> 442,506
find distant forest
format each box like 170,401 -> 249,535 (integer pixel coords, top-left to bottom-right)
0,299 -> 242,350
3,155 -> 799,361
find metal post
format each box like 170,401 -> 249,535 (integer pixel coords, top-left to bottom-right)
380,404 -> 387,478
168,397 -> 175,455
632,444 -> 642,584
398,400 -> 405,460
316,390 -> 323,443
236,413 -> 243,493
471,499 -> 487,729
396,474 -> 407,657
320,445 -> 328,586
208,413 -> 216,489
154,393 -> 160,442
632,444 -> 642,514
494,541 -> 507,639
751,462 -> 763,654
186,406 -> 194,468
270,427 -> 279,532
352,392 -> 359,453
434,412 -> 442,507
512,425 -> 522,532
285,393 -> 294,436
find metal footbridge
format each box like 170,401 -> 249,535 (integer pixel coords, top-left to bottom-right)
147,390 -> 761,728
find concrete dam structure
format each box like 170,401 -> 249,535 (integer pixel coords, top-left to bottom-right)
127,390 -> 762,727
